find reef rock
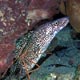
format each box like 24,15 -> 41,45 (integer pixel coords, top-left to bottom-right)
27,0 -> 59,26
0,0 -> 60,78
0,42 -> 15,77
60,0 -> 80,32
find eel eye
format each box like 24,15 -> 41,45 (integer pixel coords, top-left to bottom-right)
55,21 -> 59,25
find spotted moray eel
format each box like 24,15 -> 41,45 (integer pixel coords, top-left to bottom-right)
15,17 -> 69,71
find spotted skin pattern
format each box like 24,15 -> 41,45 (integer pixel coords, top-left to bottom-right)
15,17 -> 69,79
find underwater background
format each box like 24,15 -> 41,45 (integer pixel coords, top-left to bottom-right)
0,0 -> 80,80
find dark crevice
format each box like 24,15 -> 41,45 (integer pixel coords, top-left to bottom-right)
52,46 -> 67,52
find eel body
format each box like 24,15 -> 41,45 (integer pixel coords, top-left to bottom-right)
16,17 -> 69,70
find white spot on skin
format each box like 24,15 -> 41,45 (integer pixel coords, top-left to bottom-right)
46,26 -> 52,35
